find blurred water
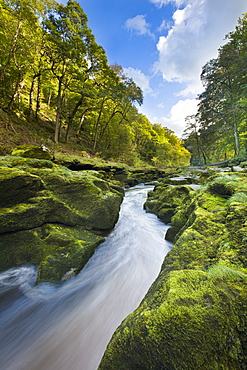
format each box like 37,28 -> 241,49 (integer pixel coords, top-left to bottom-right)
0,184 -> 172,370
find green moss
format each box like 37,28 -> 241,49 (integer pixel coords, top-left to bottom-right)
0,156 -> 124,281
0,166 -> 43,207
0,155 -> 54,169
99,269 -> 247,370
99,171 -> 247,370
0,191 -> 84,233
37,226 -> 104,282
0,224 -> 104,281
0,229 -> 45,270
11,144 -> 53,160
207,173 -> 247,197
144,185 -> 194,223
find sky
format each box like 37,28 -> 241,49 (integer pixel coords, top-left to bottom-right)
74,0 -> 247,138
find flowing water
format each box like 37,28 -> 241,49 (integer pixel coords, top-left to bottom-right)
0,184 -> 172,370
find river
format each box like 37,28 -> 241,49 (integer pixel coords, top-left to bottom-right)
0,184 -> 172,370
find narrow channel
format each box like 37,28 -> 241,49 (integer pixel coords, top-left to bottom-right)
0,184 -> 172,370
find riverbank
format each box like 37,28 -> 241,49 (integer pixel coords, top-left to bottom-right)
99,166 -> 247,369
0,146 -> 172,282
0,184 -> 171,370
1,146 -> 247,368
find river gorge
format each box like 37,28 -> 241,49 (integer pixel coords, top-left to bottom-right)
0,150 -> 246,369
0,184 -> 172,370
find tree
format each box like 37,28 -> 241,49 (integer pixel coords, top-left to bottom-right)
91,65 -> 143,153
196,13 -> 247,159
42,0 -> 105,143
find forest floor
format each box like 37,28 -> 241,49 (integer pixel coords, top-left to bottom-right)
0,109 -> 89,157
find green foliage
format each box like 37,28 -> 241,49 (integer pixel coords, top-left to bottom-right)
208,264 -> 247,282
0,0 -> 189,168
228,192 -> 247,204
184,13 -> 247,163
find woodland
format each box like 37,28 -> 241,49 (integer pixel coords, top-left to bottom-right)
183,13 -> 247,165
0,0 -> 190,167
1,0 -> 247,168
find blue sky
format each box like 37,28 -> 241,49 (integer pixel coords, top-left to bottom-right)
75,0 -> 247,137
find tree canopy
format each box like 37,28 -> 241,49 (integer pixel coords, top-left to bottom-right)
183,13 -> 247,164
0,0 -> 190,167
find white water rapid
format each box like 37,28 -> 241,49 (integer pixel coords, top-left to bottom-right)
0,184 -> 172,370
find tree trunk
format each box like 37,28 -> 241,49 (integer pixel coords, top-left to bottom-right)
29,74 -> 41,118
65,95 -> 84,143
35,74 -> 41,119
0,20 -> 22,81
77,114 -> 85,135
54,77 -> 63,144
7,71 -> 23,110
77,107 -> 96,135
97,109 -> 123,150
47,89 -> 52,108
230,93 -> 240,155
93,98 -> 105,152
29,78 -> 35,118
232,108 -> 240,155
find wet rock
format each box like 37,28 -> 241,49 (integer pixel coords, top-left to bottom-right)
37,226 -> 104,283
0,156 -> 123,281
99,268 -> 247,370
99,171 -> 247,369
144,184 -> 194,224
11,144 -> 53,160
0,167 -> 43,207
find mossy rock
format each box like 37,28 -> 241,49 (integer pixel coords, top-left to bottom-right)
0,224 -> 104,280
99,268 -> 247,370
0,155 -> 54,169
53,154 -> 168,185
0,190 -> 85,234
165,189 -> 227,243
161,175 -> 197,186
144,184 -> 194,223
0,159 -> 123,233
99,172 -> 247,369
37,226 -> 104,282
207,173 -> 247,196
0,166 -> 43,207
0,228 -> 46,270
38,172 -> 123,230
0,156 -> 123,281
163,226 -> 221,272
11,144 -> 53,160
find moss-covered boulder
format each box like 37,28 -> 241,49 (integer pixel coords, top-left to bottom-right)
144,184 -> 194,223
99,267 -> 247,370
0,166 -> 43,207
0,156 -> 123,281
53,154 -> 169,186
0,224 -> 104,281
99,172 -> 247,369
37,226 -> 104,282
11,144 -> 53,160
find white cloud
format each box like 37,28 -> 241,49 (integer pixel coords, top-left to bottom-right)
176,80 -> 204,98
159,99 -> 199,137
123,67 -> 153,94
124,15 -> 154,38
173,7 -> 188,26
158,19 -> 172,32
149,0 -> 187,7
154,0 -> 247,86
